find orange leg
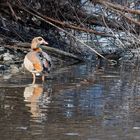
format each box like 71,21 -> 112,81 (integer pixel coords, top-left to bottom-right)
32,73 -> 36,84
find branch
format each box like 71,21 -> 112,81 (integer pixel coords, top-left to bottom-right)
5,42 -> 83,62
92,0 -> 140,15
21,5 -> 114,37
90,0 -> 140,26
0,2 -> 114,37
7,2 -> 19,21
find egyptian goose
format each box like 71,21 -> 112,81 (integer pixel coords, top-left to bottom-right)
24,37 -> 51,84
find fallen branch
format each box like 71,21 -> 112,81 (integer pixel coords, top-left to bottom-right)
5,43 -> 83,62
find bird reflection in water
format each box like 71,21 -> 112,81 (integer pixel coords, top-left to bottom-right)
24,84 -> 51,120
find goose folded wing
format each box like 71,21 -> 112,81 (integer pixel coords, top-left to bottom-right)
41,51 -> 52,67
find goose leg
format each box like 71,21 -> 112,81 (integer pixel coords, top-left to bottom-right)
42,75 -> 45,83
32,73 -> 36,84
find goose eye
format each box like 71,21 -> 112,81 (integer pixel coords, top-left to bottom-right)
38,38 -> 42,41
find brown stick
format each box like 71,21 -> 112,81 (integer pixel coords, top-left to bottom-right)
7,2 -> 19,21
4,43 -> 83,61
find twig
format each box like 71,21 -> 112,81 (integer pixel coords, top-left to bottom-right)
92,0 -> 140,15
7,2 -> 19,21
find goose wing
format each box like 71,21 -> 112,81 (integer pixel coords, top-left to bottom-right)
40,51 -> 52,72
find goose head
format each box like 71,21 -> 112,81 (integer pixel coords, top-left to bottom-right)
31,37 -> 48,50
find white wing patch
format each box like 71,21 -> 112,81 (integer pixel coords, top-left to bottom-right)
24,56 -> 35,73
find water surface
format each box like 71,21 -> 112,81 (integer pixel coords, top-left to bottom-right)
0,63 -> 140,140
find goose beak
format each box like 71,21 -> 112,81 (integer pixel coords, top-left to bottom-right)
43,40 -> 48,45
40,40 -> 48,46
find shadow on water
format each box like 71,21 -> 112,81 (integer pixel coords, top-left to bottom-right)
0,62 -> 140,140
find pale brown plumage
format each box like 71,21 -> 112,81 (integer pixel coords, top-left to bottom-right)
24,37 -> 51,84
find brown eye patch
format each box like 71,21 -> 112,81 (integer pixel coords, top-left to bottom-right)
38,38 -> 43,41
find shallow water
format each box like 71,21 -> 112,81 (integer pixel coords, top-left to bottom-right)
0,63 -> 140,140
